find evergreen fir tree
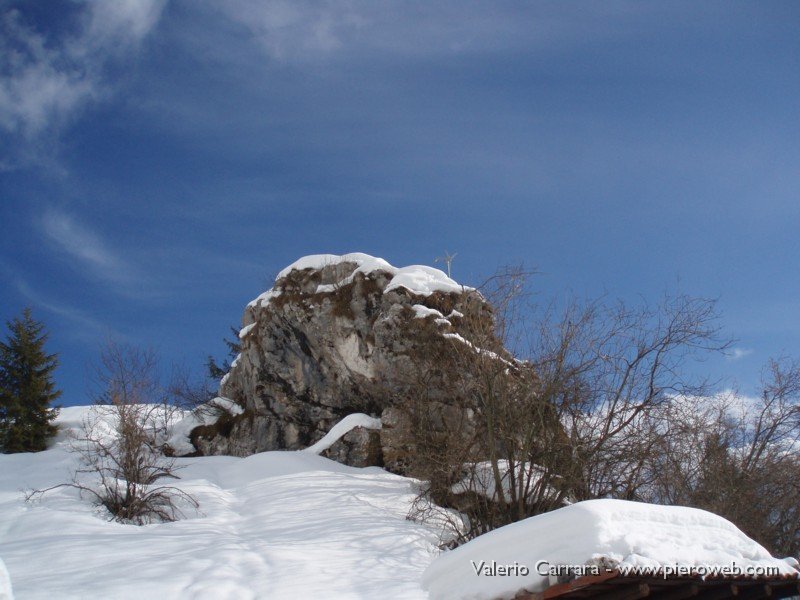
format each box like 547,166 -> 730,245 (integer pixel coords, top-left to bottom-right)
206,325 -> 241,381
0,308 -> 61,453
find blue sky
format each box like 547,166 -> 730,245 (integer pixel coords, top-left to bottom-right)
1,1 -> 798,405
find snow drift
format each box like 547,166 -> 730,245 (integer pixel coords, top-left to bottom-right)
2,407 -> 798,599
0,406 -> 441,599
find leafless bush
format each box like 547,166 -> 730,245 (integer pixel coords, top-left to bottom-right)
168,362 -> 218,411
28,342 -> 198,524
645,359 -> 800,556
400,270 -> 800,554
402,269 -> 729,543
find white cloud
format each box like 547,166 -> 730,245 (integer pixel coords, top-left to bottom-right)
203,1 -> 644,65
12,277 -> 117,338
40,209 -> 135,285
727,347 -> 754,361
0,1 -> 165,159
84,0 -> 166,50
208,0 -> 363,62
0,11 -> 95,138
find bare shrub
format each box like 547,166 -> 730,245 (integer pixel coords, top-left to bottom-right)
402,269 -> 728,544
645,359 -> 800,556
28,342 -> 198,524
400,270 -> 800,555
168,362 -> 218,411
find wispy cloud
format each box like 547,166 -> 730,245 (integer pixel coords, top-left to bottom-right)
0,0 -> 165,165
40,208 -> 138,287
202,1 -> 649,66
206,0 -> 362,62
727,347 -> 754,361
83,0 -> 166,50
12,277 -> 117,339
42,209 -> 117,269
0,13 -> 96,138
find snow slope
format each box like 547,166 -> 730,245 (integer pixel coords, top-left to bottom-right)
3,407 -> 796,600
0,407 -> 440,599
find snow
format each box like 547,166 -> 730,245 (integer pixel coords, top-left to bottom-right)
412,304 -> 445,320
5,407 -> 797,600
385,265 -> 467,297
246,290 -> 278,309
450,461 -> 559,505
411,305 -> 453,328
248,253 -> 473,309
238,323 -> 256,339
167,397 -> 245,456
422,499 -> 798,600
442,332 -> 513,367
277,253 -> 396,280
302,413 -> 383,455
0,558 -> 12,600
0,406 -> 440,599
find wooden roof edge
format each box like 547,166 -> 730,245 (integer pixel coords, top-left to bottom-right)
515,569 -> 800,600
541,570 -> 621,599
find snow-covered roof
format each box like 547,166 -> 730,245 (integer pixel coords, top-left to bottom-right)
422,499 -> 798,600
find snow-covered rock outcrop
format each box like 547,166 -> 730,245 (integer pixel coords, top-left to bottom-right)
190,253 -> 499,470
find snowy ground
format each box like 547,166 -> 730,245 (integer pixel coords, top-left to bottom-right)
3,406 -> 797,600
0,407 -> 441,599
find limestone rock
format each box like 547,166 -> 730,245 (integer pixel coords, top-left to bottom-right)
322,427 -> 383,468
190,253 -> 499,471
